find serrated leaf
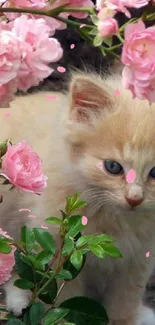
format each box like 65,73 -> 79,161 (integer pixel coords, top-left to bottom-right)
45,217 -> 62,225
93,34 -> 103,47
14,279 -> 34,290
23,254 -> 44,271
62,237 -> 74,256
89,245 -> 105,259
33,228 -> 56,254
102,243 -> 122,258
76,235 -> 93,248
36,251 -> 53,265
29,302 -> 44,325
43,308 -> 69,325
70,250 -> 83,270
67,215 -> 85,238
56,269 -> 72,280
88,234 -> 115,246
21,226 -> 35,253
60,296 -> 109,325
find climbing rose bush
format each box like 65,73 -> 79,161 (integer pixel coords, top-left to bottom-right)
0,0 -> 155,105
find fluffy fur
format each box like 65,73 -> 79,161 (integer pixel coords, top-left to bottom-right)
1,72 -> 155,324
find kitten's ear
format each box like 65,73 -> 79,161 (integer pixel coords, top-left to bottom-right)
69,75 -> 113,124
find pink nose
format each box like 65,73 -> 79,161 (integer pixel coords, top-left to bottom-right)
125,196 -> 143,207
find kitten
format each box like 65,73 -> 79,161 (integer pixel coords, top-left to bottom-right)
1,72 -> 155,325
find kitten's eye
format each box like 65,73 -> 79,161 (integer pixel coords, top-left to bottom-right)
104,160 -> 123,175
149,167 -> 155,178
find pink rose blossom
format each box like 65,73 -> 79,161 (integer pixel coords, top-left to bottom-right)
96,0 -> 149,17
0,30 -> 21,85
1,141 -> 48,194
0,228 -> 15,285
98,17 -> 119,37
11,15 -> 63,91
3,0 -> 67,34
121,21 -> 155,103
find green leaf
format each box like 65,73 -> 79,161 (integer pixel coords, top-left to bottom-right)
6,320 -> 25,325
103,37 -> 112,47
36,251 -> 53,265
21,226 -> 35,253
14,279 -> 34,290
0,242 -> 12,254
24,254 -> 44,271
88,234 -> 115,245
89,245 -> 105,259
101,243 -> 122,258
64,323 -> 76,325
89,27 -> 98,36
38,278 -> 57,304
15,250 -> 34,282
63,255 -> 86,280
43,308 -> 69,325
93,34 -> 103,47
65,193 -> 87,214
45,217 -> 62,225
33,228 -> 56,254
76,235 -> 93,248
67,215 -> 85,238
62,237 -> 74,256
56,269 -> 72,280
90,14 -> 99,25
60,296 -> 109,325
29,302 -> 44,325
70,250 -> 83,270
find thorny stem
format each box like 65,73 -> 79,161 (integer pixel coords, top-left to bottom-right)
0,5 -> 94,16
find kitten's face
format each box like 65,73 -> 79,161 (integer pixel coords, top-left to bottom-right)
68,73 -> 155,215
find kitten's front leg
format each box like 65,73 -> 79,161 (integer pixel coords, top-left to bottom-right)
4,273 -> 31,316
103,262 -> 155,325
108,305 -> 155,325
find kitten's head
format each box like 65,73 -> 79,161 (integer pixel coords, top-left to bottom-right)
65,72 -> 155,216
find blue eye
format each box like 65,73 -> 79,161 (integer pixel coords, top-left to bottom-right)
104,160 -> 123,175
149,167 -> 155,178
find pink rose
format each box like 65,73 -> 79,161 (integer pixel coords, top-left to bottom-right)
96,0 -> 149,17
11,15 -> 63,91
98,17 -> 119,37
121,21 -> 155,103
1,141 -> 48,194
0,30 -> 21,85
0,228 -> 15,285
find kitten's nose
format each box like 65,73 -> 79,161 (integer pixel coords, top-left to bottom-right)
125,196 -> 143,207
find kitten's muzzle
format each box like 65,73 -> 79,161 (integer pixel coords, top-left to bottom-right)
125,196 -> 144,207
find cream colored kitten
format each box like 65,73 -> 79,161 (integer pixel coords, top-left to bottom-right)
1,72 -> 155,325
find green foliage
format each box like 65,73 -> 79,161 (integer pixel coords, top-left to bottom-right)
60,297 -> 109,325
2,192 -> 122,325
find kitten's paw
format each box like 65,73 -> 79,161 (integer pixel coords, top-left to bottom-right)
136,305 -> 155,325
6,288 -> 31,316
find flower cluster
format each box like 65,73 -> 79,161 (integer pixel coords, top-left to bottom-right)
0,0 -> 93,107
